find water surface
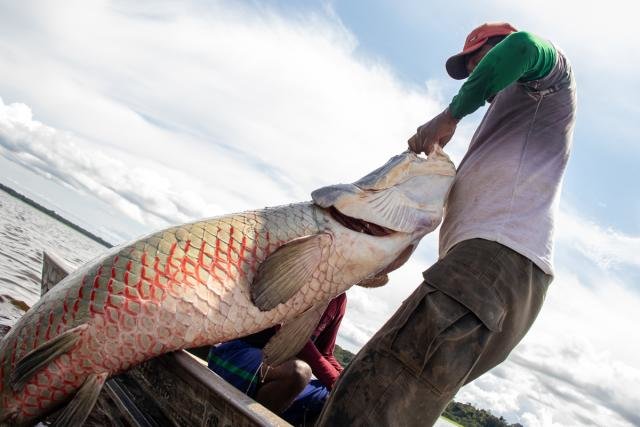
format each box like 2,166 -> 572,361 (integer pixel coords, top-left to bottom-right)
0,189 -> 108,326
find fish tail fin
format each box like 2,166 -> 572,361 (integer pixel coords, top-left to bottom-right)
54,372 -> 107,427
11,324 -> 87,391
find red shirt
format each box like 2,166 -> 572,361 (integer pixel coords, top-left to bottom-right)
297,293 -> 346,389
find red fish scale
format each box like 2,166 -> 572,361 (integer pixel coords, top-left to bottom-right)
0,204 -> 359,424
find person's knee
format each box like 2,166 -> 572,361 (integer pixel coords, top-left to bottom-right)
272,359 -> 311,392
289,359 -> 312,389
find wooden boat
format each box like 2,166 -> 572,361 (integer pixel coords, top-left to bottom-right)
1,251 -> 291,426
2,252 -> 460,427
84,349 -> 289,426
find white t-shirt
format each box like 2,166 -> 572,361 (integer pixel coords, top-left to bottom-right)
439,50 -> 576,275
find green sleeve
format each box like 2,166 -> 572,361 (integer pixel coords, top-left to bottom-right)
449,31 -> 557,120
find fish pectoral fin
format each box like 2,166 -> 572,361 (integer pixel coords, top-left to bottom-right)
11,324 -> 88,391
263,302 -> 329,366
54,372 -> 108,427
251,233 -> 332,311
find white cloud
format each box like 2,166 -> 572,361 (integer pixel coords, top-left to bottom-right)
0,1 -> 445,206
556,209 -> 640,270
1,2 -> 639,426
0,1 -> 454,228
453,261 -> 640,426
457,331 -> 640,426
476,0 -> 636,80
0,98 -> 222,228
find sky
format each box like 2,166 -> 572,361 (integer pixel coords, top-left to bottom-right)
0,1 -> 639,425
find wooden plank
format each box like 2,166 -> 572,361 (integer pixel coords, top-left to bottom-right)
123,350 -> 290,427
4,251 -> 292,426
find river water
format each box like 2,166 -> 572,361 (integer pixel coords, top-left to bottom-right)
0,189 -> 108,327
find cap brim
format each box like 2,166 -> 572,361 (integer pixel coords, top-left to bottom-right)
445,40 -> 486,80
445,54 -> 469,80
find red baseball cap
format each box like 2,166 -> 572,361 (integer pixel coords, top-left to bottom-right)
446,22 -> 517,80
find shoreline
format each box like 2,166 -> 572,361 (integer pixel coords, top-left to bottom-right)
0,182 -> 114,248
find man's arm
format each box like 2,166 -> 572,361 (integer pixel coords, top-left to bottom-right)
297,341 -> 342,389
312,297 -> 346,373
409,31 -> 556,154
296,293 -> 347,389
449,31 -> 556,119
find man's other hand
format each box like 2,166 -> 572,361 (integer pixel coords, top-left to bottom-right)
408,108 -> 458,154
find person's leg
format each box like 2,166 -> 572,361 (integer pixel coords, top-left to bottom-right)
280,379 -> 329,426
316,239 -> 551,427
255,359 -> 311,413
315,283 -> 489,426
208,340 -> 313,413
208,340 -> 263,397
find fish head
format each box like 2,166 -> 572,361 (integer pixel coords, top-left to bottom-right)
312,146 -> 456,238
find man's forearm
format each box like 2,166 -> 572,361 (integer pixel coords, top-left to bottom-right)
449,31 -> 556,120
298,341 -> 341,389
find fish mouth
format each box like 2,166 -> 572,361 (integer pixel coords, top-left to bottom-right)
327,206 -> 396,237
326,206 -> 415,288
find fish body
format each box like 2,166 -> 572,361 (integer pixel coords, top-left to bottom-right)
0,148 -> 455,425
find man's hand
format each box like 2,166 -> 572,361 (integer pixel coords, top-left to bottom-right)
408,108 -> 458,154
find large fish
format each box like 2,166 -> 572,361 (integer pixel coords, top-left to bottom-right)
0,148 -> 455,426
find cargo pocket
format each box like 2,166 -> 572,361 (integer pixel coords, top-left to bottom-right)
423,240 -> 507,333
385,283 -> 491,396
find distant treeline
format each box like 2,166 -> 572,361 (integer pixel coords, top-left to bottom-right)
333,345 -> 522,427
334,344 -> 355,368
444,402 -> 523,427
0,182 -> 113,248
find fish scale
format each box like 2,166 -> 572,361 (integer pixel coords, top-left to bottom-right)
0,149 -> 456,425
0,203 -> 325,421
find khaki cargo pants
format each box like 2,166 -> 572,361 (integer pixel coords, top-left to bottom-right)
316,239 -> 551,426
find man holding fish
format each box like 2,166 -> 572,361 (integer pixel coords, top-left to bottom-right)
318,22 -> 577,426
0,20 -> 576,427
